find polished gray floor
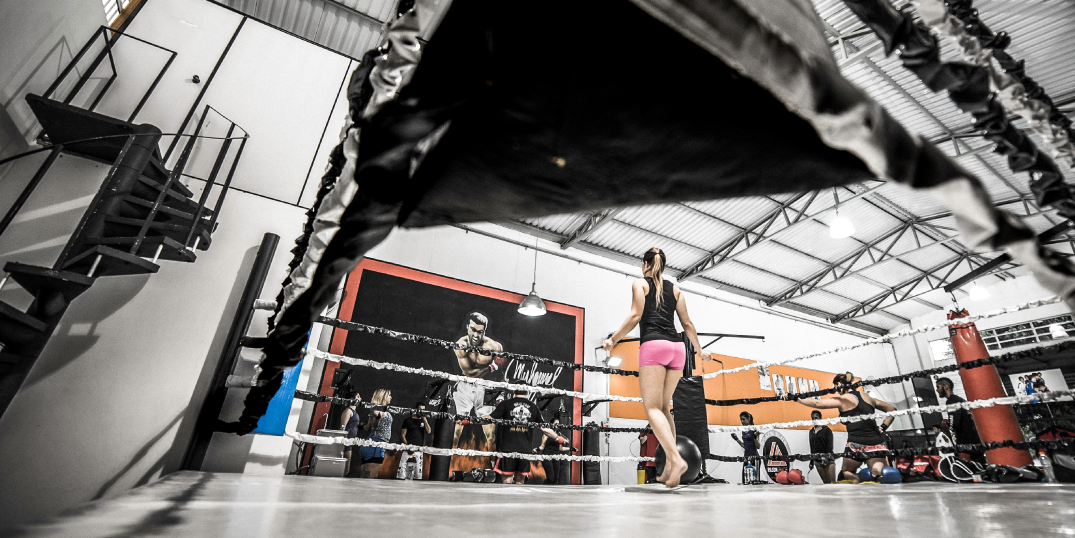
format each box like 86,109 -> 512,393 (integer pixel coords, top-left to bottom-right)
10,471 -> 1075,537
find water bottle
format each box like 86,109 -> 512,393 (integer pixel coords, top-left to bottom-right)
1039,449 -> 1058,483
742,462 -> 757,484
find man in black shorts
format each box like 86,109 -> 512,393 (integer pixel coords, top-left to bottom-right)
485,388 -> 565,484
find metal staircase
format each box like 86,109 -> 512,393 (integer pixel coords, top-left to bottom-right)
0,26 -> 246,418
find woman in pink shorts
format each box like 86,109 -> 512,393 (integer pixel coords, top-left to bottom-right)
602,247 -> 709,487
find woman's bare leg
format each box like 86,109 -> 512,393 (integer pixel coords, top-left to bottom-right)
867,457 -> 887,478
640,365 -> 686,487
360,463 -> 382,478
840,457 -> 861,483
662,367 -> 682,441
819,464 -> 836,484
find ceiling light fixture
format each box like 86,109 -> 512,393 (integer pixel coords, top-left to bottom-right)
829,188 -> 856,239
518,240 -> 547,316
967,282 -> 990,301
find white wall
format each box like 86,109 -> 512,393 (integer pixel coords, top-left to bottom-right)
0,0 -> 106,160
0,0 -> 354,529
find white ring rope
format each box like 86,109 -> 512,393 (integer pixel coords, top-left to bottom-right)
287,431 -> 654,463
701,296 -> 1062,379
705,388 -> 1075,433
305,349 -> 643,403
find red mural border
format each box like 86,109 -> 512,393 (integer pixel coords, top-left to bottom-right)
304,258 -> 586,483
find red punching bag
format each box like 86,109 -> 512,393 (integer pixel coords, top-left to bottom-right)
947,309 -> 1032,466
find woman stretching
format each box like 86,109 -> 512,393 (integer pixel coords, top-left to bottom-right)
792,372 -> 895,482
603,248 -> 709,487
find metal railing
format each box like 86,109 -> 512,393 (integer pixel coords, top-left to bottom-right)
134,105 -> 248,256
43,25 -> 177,125
1,23 -> 247,282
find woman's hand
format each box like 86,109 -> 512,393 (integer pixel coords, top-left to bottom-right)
698,349 -> 713,362
601,338 -> 615,351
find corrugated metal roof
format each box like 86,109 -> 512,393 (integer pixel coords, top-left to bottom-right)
708,260 -> 798,297
731,241 -> 830,281
617,204 -> 740,252
519,213 -> 589,237
585,220 -> 706,271
220,0 -> 390,59
220,0 -> 457,58
789,289 -> 863,316
685,197 -> 782,230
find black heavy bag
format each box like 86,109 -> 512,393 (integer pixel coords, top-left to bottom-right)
426,381 -> 455,481
672,332 -> 710,460
583,426 -> 602,485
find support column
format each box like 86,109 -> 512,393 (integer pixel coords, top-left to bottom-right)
947,309 -> 1032,466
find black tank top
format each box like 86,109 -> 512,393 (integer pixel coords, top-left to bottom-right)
345,407 -> 363,439
839,392 -> 884,445
640,277 -> 679,343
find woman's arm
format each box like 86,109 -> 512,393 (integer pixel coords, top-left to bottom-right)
731,433 -> 744,447
753,433 -> 761,449
602,279 -> 647,350
673,284 -> 711,361
796,396 -> 846,409
339,408 -> 353,429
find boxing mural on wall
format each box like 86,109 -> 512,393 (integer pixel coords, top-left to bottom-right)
312,259 -> 585,482
223,0 -> 1075,434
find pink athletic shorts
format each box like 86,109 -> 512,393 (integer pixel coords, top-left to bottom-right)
638,340 -> 686,370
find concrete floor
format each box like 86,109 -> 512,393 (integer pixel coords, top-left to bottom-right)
9,471 -> 1075,537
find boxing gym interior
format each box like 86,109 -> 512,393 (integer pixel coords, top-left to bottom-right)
2,0 -> 1074,536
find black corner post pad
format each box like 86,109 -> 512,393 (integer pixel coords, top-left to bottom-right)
181,233 -> 280,467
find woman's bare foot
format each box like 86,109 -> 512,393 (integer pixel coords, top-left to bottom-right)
659,456 -> 688,488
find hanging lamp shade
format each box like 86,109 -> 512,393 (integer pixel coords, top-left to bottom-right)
829,215 -> 856,239
968,284 -> 990,301
518,285 -> 547,316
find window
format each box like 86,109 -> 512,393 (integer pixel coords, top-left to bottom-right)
102,0 -> 131,26
928,338 -> 955,363
979,314 -> 1074,351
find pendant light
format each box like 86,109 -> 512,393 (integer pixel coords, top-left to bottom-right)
829,188 -> 856,239
518,240 -> 547,316
967,281 -> 990,301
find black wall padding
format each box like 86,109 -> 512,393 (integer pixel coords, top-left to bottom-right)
583,426 -> 602,484
673,376 -> 710,458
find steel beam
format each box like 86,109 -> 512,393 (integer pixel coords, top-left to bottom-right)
678,183 -> 886,282
559,208 -> 622,250
832,254 -> 971,322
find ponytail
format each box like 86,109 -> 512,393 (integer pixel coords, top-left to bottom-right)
833,371 -> 854,386
643,248 -> 667,307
